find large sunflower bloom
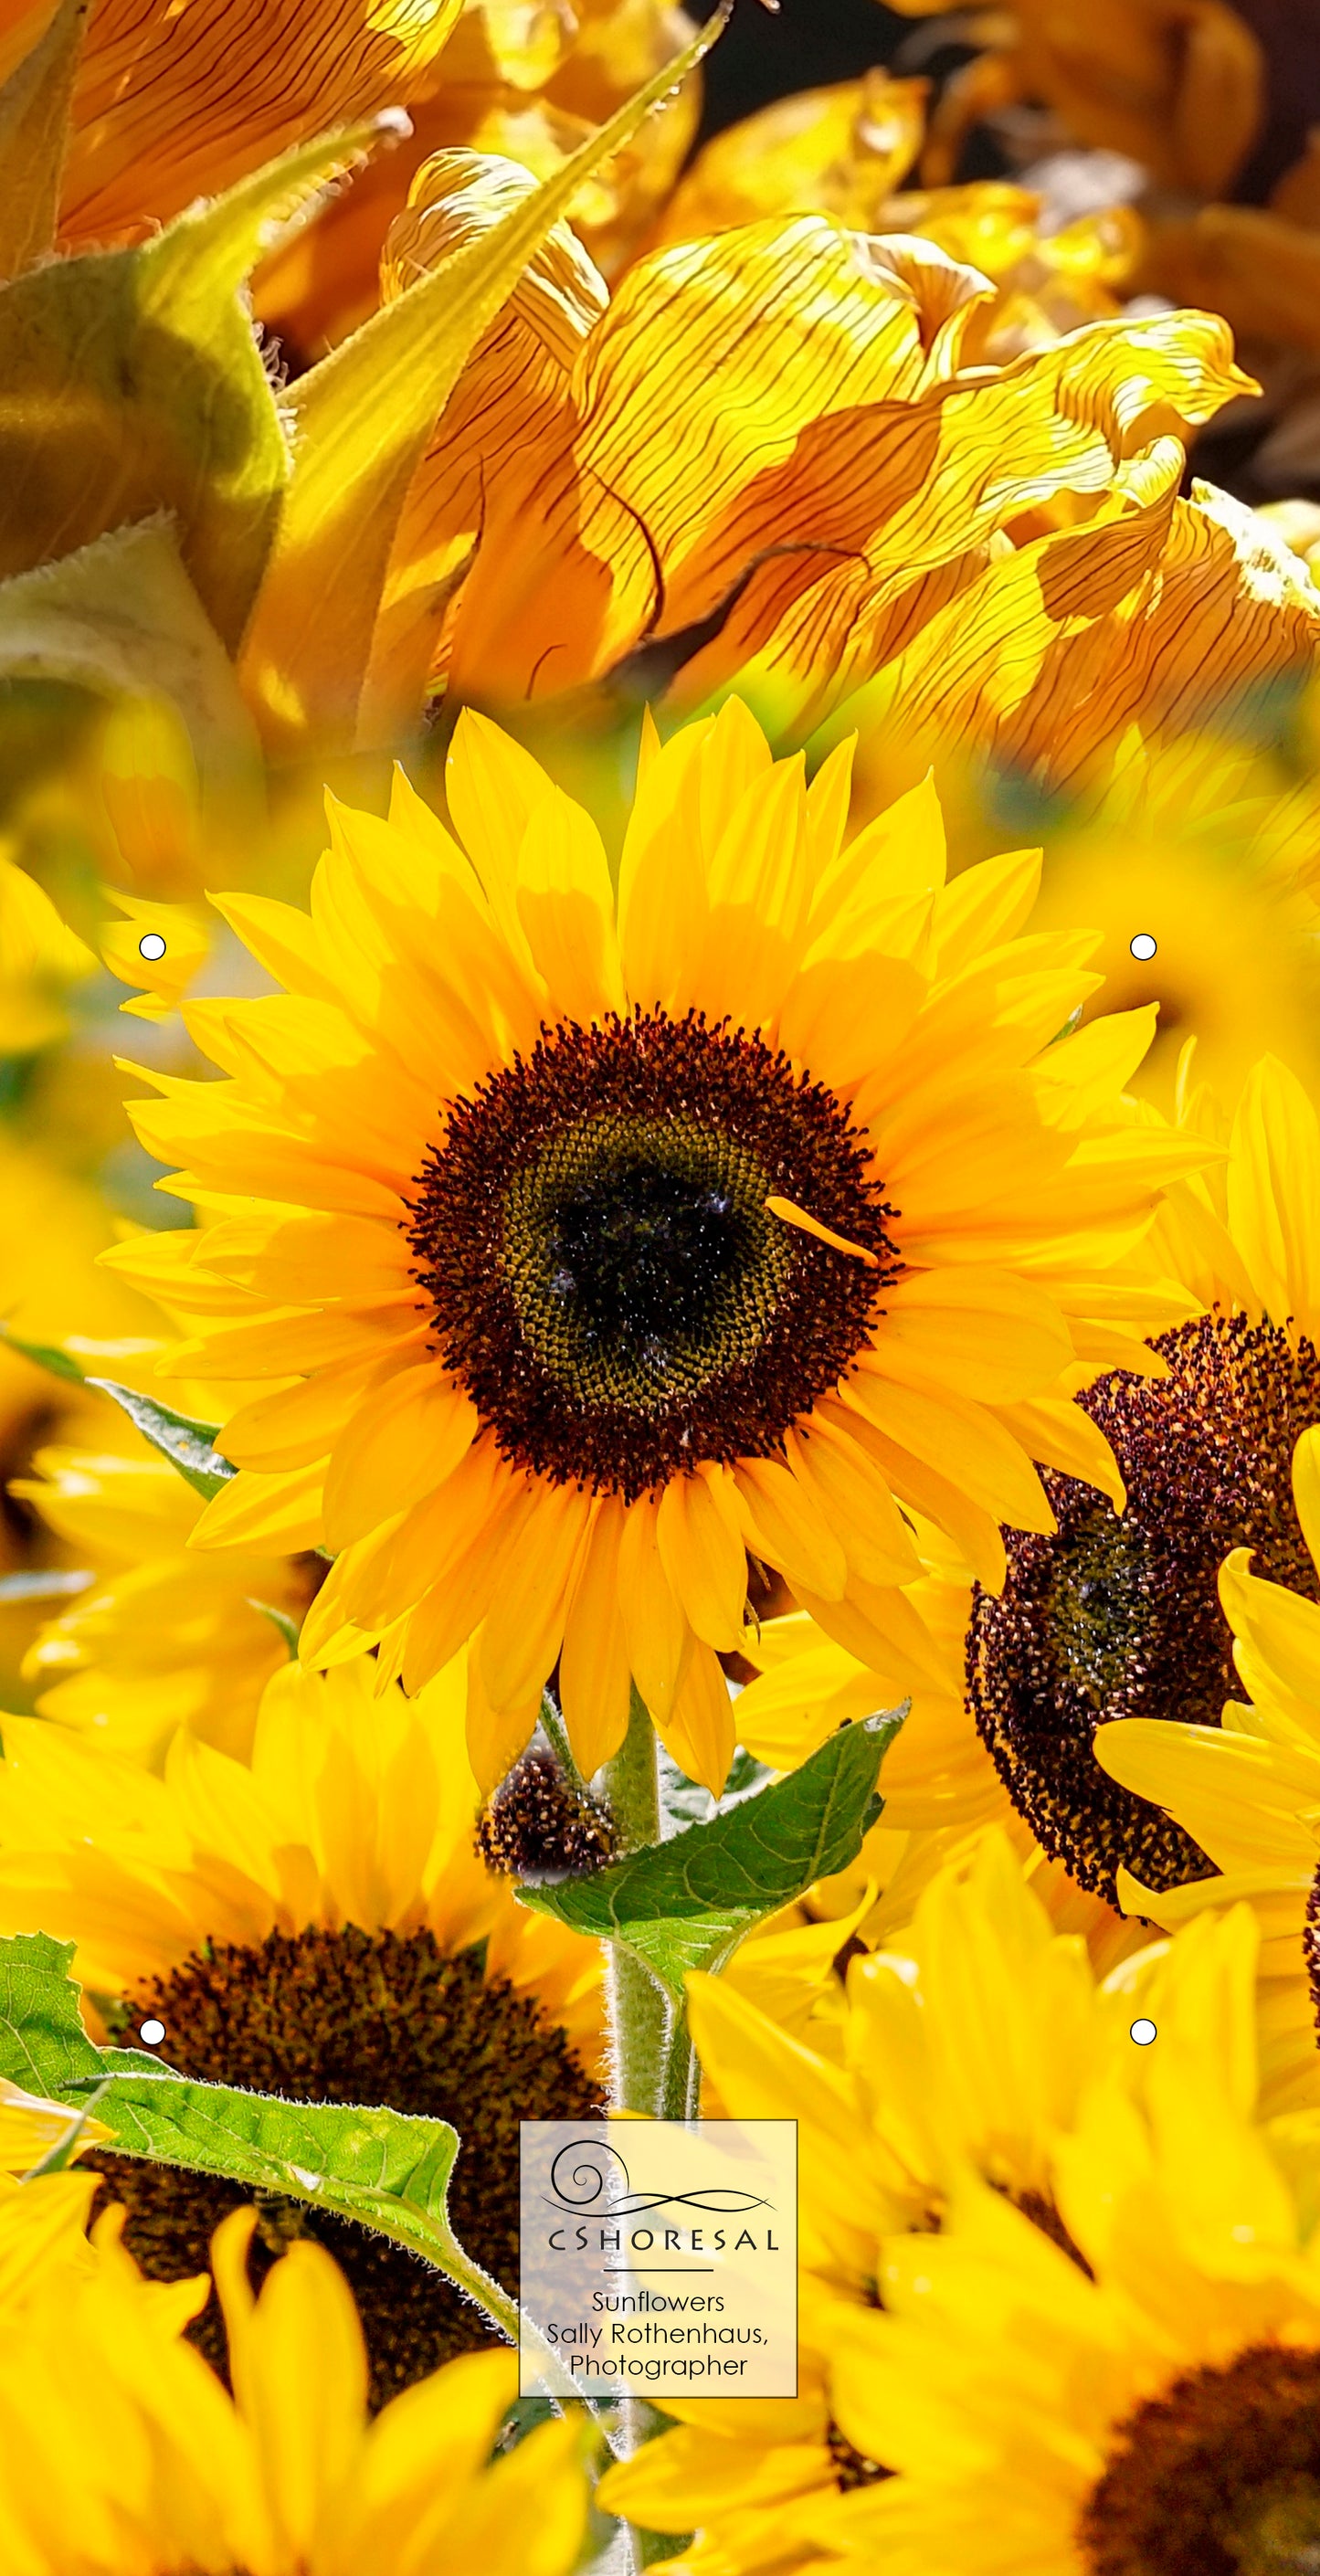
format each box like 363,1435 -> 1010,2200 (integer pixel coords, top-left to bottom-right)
108,701 -> 1202,1795
0,2194 -> 588,2576
600,1865 -> 1261,2575
1096,1417 -> 1320,2117
0,1647 -> 604,2403
964,1051 -> 1320,1916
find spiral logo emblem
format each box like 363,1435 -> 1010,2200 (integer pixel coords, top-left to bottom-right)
545,2138 -> 772,2216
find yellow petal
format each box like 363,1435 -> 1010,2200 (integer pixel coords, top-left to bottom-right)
655,1465 -> 748,1652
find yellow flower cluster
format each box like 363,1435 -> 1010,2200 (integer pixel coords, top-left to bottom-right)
2,0 -> 1320,2568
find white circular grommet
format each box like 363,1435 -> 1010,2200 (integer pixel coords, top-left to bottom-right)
1129,933 -> 1157,962
1129,2016 -> 1157,2047
139,2018 -> 166,2046
138,932 -> 167,961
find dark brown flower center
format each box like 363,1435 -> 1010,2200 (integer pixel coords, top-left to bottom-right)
477,1744 -> 617,1880
967,1311 -> 1320,1903
87,1924 -> 599,2412
406,1009 -> 897,1501
827,2422 -> 892,2492
1081,2344 -> 1320,2574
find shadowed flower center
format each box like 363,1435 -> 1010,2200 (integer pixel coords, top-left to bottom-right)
1081,2344 -> 1320,2574
87,1924 -> 599,2412
407,1009 -> 897,1501
967,1311 -> 1320,1904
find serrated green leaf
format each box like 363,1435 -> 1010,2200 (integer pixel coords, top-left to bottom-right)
238,3 -> 731,755
0,0 -> 88,277
0,1930 -> 491,2307
85,1378 -> 233,1500
658,1743 -> 773,1836
522,1713 -> 904,2003
0,1324 -> 86,1382
0,1933 -> 100,2096
0,115 -> 401,648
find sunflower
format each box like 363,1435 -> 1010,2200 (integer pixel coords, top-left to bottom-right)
734,1576 -> 1146,1977
1095,1416 -> 1320,2119
964,1050 -> 1320,1919
103,702 -> 1206,1799
734,1544 -> 997,1835
0,1647 -> 604,2406
789,1981 -> 1320,2576
15,1438 -> 322,1765
0,2196 -> 588,2576
599,1863 -> 1260,2575
1026,740 -> 1320,1109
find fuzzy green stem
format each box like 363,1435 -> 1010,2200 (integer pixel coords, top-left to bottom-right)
602,1687 -> 669,2116
659,2017 -> 700,2123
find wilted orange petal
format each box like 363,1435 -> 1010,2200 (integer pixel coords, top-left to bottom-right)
48,0 -> 464,246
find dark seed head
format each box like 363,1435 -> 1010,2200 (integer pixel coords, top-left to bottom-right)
967,1311 -> 1320,1905
1081,2343 -> 1320,2576
406,1008 -> 898,1503
86,1923 -> 600,2412
476,1746 -> 618,1881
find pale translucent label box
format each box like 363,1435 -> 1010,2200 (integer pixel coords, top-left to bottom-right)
519,2117 -> 797,2401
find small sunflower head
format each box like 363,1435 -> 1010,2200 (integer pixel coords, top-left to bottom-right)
968,1310 -> 1320,1904
476,1746 -> 618,1881
90,1922 -> 600,2410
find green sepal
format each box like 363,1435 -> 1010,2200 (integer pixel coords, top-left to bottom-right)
84,1378 -> 234,1501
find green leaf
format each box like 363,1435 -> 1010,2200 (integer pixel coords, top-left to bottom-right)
238,4 -> 732,755
0,0 -> 88,277
0,1931 -> 500,2312
85,1378 -> 234,1501
522,1712 -> 905,2003
658,1743 -> 773,1835
0,115 -> 402,648
0,523 -> 260,770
